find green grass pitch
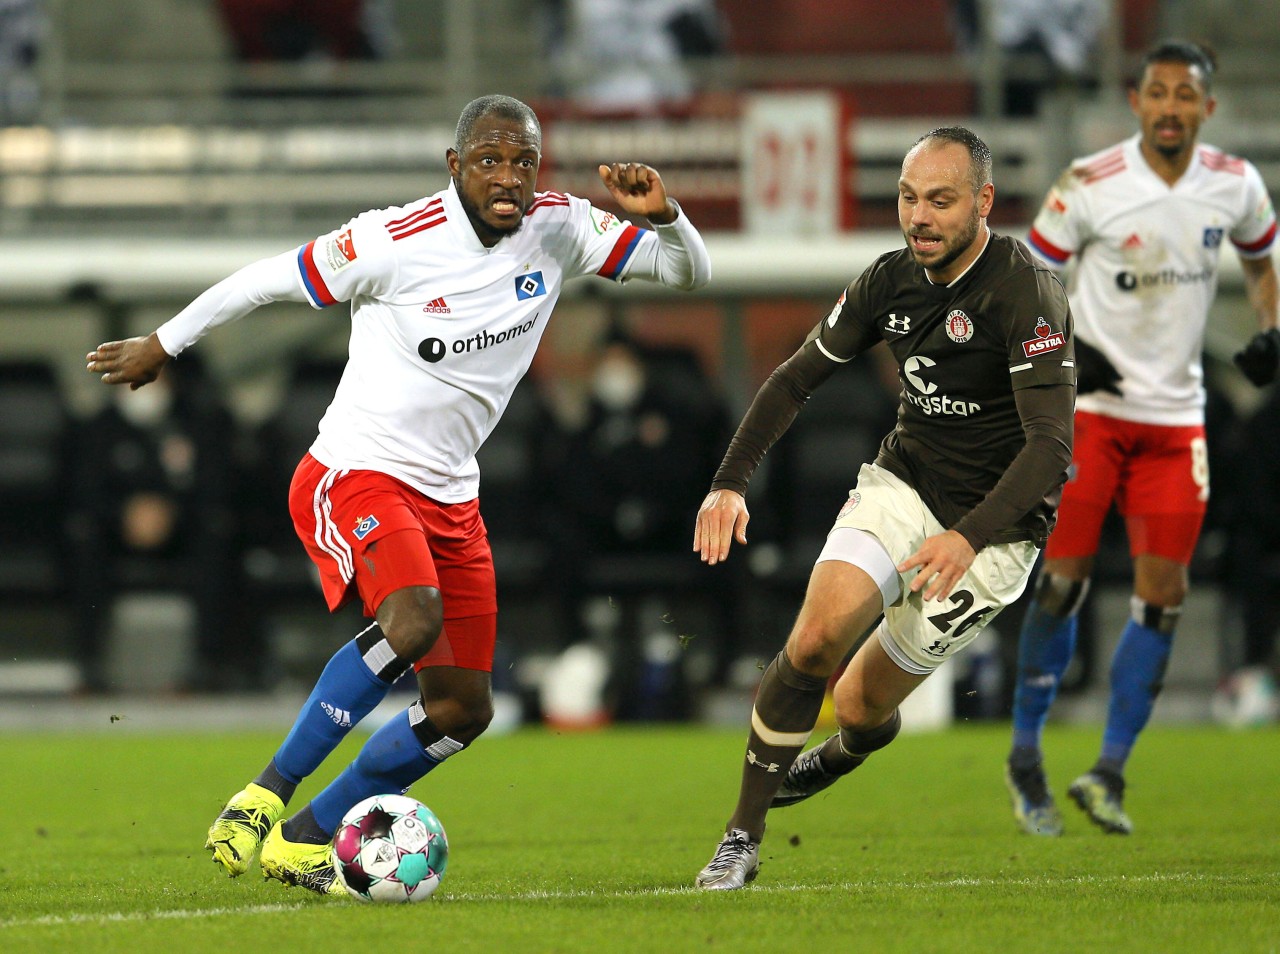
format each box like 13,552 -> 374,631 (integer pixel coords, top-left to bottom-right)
1,722 -> 1277,952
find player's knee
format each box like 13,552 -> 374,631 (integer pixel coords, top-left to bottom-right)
1134,578 -> 1187,612
785,622 -> 848,677
1034,572 -> 1091,618
423,694 -> 493,742
378,586 -> 444,660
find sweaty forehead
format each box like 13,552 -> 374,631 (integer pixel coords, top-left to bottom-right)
901,142 -> 970,190
462,116 -> 540,153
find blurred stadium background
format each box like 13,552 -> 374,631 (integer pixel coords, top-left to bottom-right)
1,0 -> 1278,731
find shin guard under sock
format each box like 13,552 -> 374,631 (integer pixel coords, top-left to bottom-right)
1099,614 -> 1174,772
731,650 -> 828,839
267,624 -> 412,793
307,700 -> 466,837
1010,599 -> 1079,755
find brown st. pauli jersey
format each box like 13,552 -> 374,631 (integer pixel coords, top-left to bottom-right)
813,232 -> 1074,545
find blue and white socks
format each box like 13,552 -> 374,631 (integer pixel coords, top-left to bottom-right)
254,623 -> 411,803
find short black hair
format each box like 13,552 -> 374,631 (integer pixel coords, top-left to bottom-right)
911,126 -> 993,194
1140,40 -> 1216,92
454,95 -> 541,152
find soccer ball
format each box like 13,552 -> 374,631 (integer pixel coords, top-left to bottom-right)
331,794 -> 448,902
1211,666 -> 1279,728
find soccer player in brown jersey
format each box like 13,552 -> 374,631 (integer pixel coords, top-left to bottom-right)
693,127 -> 1076,889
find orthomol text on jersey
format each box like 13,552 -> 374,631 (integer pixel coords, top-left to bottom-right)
416,313 -> 539,364
1114,267 -> 1214,292
901,355 -> 981,417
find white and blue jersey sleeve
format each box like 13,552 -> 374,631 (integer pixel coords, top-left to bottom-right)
1231,162 -> 1278,259
295,209 -> 398,308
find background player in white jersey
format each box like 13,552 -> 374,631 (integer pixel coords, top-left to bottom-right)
86,94 -> 711,895
693,127 -> 1074,890
1008,40 -> 1279,836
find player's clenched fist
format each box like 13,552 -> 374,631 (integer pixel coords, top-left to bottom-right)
598,162 -> 677,224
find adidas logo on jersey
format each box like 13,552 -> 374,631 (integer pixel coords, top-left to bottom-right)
423,297 -> 451,314
320,702 -> 352,727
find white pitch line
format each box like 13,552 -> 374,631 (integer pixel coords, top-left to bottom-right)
0,871 -> 1233,930
0,902 -> 310,929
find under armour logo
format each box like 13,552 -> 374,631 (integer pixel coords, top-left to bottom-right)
886,313 -> 912,334
747,749 -> 780,772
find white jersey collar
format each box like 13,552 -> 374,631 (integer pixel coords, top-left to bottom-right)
1127,132 -> 1203,191
443,180 -> 498,254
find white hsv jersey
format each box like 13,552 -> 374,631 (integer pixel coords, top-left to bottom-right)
1028,134 -> 1277,425
294,182 -> 684,501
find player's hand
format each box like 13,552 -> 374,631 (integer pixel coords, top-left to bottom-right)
598,162 -> 677,225
897,529 -> 976,602
1233,328 -> 1280,386
1073,337 -> 1122,396
86,333 -> 171,390
694,489 -> 749,565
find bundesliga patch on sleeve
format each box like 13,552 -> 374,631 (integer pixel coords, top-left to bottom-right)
1022,317 -> 1066,357
825,290 -> 847,328
590,207 -> 622,234
324,229 -> 358,272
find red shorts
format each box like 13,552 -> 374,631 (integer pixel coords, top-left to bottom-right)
288,453 -> 498,670
1044,411 -> 1208,565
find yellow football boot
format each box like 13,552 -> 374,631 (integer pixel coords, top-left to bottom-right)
204,783 -> 284,876
259,821 -> 345,896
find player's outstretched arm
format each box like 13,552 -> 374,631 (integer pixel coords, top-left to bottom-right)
694,489 -> 749,566
1234,255 -> 1280,386
86,333 -> 171,390
598,162 -> 677,224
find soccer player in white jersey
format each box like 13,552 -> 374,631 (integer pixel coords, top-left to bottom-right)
1006,41 -> 1279,836
87,94 -> 711,894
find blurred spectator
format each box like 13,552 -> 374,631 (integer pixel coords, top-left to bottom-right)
1217,386 -> 1280,724
548,326 -> 730,716
952,0 -> 1105,115
216,0 -> 396,63
68,356 -> 247,692
554,326 -> 723,558
0,0 -> 43,123
543,0 -> 727,112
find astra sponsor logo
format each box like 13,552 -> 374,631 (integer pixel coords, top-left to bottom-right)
1022,317 -> 1066,357
902,355 -> 981,417
417,312 -> 540,364
1115,267 -> 1214,292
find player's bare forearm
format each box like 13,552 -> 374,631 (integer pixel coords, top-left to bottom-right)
1241,255 -> 1279,331
86,332 -> 171,389
598,162 -> 677,224
694,489 -> 749,566
896,529 -> 976,602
